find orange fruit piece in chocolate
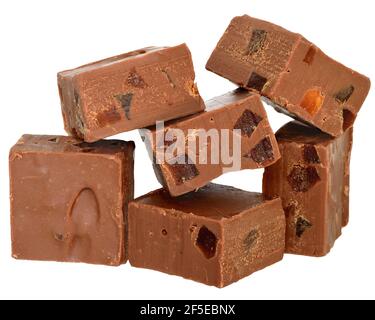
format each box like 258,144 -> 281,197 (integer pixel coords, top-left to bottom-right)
300,89 -> 324,115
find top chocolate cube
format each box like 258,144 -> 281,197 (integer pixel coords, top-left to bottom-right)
58,44 -> 205,142
206,15 -> 371,137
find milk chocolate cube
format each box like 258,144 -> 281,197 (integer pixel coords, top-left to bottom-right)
58,44 -> 205,142
206,15 -> 371,137
9,135 -> 135,266
128,184 -> 285,287
263,121 -> 353,257
141,90 -> 280,197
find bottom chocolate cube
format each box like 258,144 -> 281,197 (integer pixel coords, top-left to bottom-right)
10,135 -> 135,266
128,183 -> 285,287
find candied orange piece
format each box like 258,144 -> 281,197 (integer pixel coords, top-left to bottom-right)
300,89 -> 324,115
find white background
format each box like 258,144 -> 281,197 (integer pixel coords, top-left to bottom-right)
0,0 -> 374,300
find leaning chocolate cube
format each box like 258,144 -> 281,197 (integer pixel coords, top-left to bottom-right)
206,15 -> 370,137
141,89 -> 280,197
58,44 -> 205,142
128,184 -> 285,287
9,135 -> 135,266
263,121 -> 353,257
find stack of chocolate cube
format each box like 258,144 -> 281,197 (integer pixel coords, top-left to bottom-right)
9,15 -> 370,287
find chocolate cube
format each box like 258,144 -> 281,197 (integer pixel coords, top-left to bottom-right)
206,15 -> 370,137
58,44 -> 205,142
263,121 -> 353,257
129,184 -> 285,287
141,89 -> 280,196
9,135 -> 135,266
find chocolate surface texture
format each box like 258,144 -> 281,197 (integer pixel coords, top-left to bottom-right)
9,135 -> 135,266
206,15 -> 371,137
128,183 -> 285,287
58,44 -> 205,142
141,89 -> 280,196
263,121 -> 353,257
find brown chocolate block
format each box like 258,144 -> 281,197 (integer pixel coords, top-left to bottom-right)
58,44 -> 205,142
141,89 -> 280,197
263,121 -> 353,257
206,15 -> 371,137
9,135 -> 135,266
128,183 -> 285,287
